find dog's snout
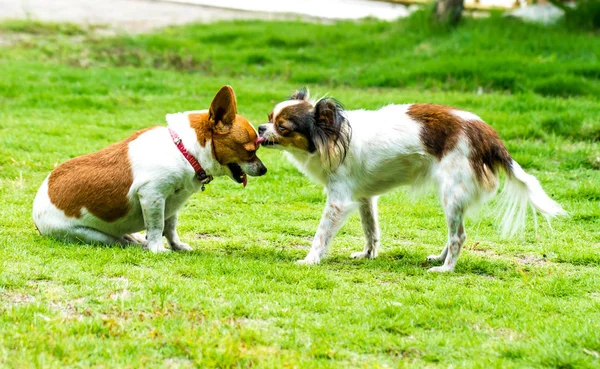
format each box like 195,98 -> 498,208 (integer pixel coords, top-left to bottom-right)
258,125 -> 267,136
244,159 -> 268,177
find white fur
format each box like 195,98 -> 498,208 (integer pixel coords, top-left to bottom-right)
33,112 -> 224,253
273,100 -> 303,117
260,101 -> 565,272
497,160 -> 567,237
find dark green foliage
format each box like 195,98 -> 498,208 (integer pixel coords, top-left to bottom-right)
5,13 -> 599,98
549,0 -> 600,30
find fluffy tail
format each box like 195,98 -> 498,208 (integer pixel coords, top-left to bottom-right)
497,160 -> 566,237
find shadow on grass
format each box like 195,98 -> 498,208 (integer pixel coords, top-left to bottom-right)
32,230 -> 517,278
215,244 -> 516,278
35,234 -> 142,251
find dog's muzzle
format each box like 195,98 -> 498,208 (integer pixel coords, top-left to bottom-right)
257,124 -> 277,146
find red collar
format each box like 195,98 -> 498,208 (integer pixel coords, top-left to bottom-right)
168,127 -> 213,187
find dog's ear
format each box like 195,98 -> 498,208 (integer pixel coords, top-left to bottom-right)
314,98 -> 340,127
312,97 -> 351,170
290,87 -> 310,101
209,85 -> 237,132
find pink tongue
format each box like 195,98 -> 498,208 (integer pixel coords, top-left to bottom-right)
242,173 -> 247,187
256,137 -> 266,144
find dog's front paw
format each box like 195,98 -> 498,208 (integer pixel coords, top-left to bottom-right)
350,250 -> 378,259
147,241 -> 170,254
171,242 -> 193,252
428,266 -> 454,273
296,254 -> 321,265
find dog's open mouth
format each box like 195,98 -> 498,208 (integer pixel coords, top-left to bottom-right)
228,163 -> 247,187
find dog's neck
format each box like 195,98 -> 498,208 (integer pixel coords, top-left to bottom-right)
167,114 -> 225,178
285,150 -> 330,186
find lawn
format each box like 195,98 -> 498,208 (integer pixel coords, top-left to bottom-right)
0,14 -> 599,368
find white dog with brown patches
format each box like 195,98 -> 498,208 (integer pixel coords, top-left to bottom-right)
258,87 -> 565,272
33,86 -> 266,253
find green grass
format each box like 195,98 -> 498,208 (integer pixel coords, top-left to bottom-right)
1,14 -> 599,368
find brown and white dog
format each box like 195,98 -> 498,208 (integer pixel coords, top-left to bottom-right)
258,88 -> 565,272
33,86 -> 266,253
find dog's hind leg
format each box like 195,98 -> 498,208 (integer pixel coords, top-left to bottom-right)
61,226 -> 129,246
124,233 -> 147,247
428,207 -> 466,272
428,148 -> 474,272
351,197 -> 380,260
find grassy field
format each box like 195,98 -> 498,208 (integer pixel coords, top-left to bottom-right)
1,14 -> 599,368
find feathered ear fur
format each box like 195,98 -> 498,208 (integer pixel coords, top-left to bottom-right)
312,98 -> 351,171
290,87 -> 310,101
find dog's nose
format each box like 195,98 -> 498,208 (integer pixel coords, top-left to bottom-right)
258,125 -> 267,136
258,164 -> 267,176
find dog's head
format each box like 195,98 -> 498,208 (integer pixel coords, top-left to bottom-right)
194,86 -> 267,186
257,87 -> 351,170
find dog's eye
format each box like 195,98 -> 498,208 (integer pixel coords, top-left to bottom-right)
278,125 -> 288,134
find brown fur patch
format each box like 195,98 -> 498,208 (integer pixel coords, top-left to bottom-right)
212,115 -> 260,165
273,131 -> 312,151
408,103 -> 511,188
48,127 -> 156,222
188,112 -> 260,161
462,118 -> 512,188
188,87 -> 262,173
188,113 -> 209,146
272,102 -> 314,151
198,85 -> 262,165
407,104 -> 462,160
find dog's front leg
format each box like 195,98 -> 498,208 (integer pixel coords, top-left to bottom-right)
164,213 -> 192,251
298,190 -> 358,265
138,188 -> 169,253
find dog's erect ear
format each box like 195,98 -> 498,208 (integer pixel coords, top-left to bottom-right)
209,85 -> 238,131
290,87 -> 310,101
